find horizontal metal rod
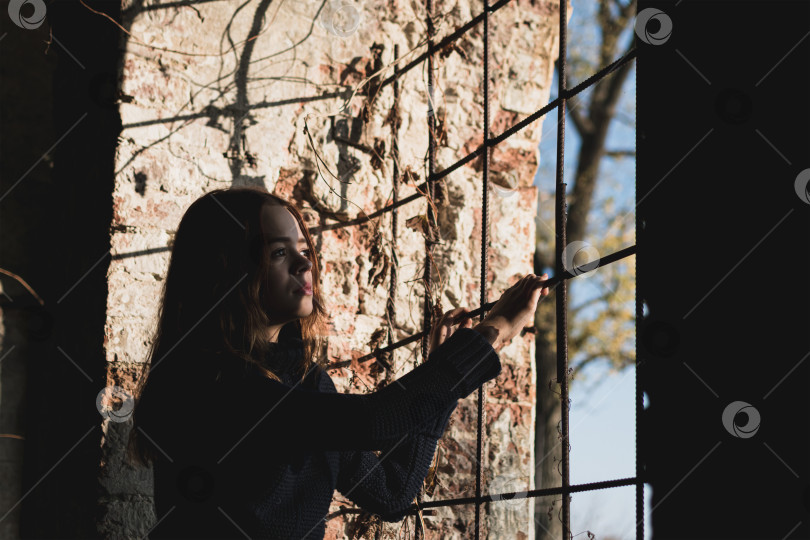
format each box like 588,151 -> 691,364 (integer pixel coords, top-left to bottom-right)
324,475 -> 643,520
409,475 -> 641,511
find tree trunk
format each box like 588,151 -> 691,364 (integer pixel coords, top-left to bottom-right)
533,283 -> 564,540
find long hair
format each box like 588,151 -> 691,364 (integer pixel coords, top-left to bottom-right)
126,186 -> 329,467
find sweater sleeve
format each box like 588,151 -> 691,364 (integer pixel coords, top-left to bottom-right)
314,372 -> 451,522
210,327 -> 499,453
335,434 -> 441,522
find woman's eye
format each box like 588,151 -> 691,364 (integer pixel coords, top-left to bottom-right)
272,248 -> 312,258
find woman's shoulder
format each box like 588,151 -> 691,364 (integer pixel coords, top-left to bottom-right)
234,358 -> 331,393
313,365 -> 338,394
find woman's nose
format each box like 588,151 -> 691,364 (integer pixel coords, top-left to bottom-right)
298,254 -> 313,272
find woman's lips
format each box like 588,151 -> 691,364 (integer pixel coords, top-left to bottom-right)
294,284 -> 313,295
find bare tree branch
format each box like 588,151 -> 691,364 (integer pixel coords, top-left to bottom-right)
613,109 -> 636,128
564,71 -> 595,136
570,351 -> 634,380
569,353 -> 604,379
604,149 -> 635,158
568,331 -> 589,353
569,287 -> 616,315
601,34 -> 638,124
620,0 -> 638,24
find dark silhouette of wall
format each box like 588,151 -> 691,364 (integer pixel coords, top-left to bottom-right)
1,1 -> 121,537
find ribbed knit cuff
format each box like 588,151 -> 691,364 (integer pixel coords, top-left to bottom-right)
429,327 -> 501,400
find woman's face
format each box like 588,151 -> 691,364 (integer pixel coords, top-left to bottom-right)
259,203 -> 314,333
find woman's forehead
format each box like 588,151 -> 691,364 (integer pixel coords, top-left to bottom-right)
261,203 -> 303,238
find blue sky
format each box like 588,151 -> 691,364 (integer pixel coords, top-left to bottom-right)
530,2 -> 650,538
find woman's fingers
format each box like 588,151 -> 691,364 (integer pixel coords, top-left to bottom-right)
445,306 -> 466,318
430,307 -> 471,353
539,273 -> 550,295
441,306 -> 473,327
529,273 -> 550,296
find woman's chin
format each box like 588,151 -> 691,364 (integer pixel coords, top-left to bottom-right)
296,301 -> 314,316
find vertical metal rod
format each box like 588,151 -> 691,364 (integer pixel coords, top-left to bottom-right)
389,45 -> 400,383
555,0 -> 571,538
420,12 -> 437,539
636,219 -> 643,539
421,1 -> 436,365
476,0 -> 491,537
636,327 -> 643,540
419,8 -> 436,535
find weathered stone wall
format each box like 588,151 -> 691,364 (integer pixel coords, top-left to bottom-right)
100,0 -> 569,537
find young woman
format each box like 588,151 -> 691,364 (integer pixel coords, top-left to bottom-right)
127,186 -> 549,539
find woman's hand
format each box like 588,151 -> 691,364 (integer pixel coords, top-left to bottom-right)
428,307 -> 474,355
473,273 -> 550,352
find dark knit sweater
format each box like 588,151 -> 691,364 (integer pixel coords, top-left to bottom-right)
148,327 -> 500,539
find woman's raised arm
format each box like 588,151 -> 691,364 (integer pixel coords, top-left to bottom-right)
204,327 -> 501,459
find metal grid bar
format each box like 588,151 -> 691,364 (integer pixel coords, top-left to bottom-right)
422,0 -> 437,388
326,476 -> 640,519
420,2 -> 438,533
476,0 -> 492,534
388,44 -> 401,395
555,0 -> 572,537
